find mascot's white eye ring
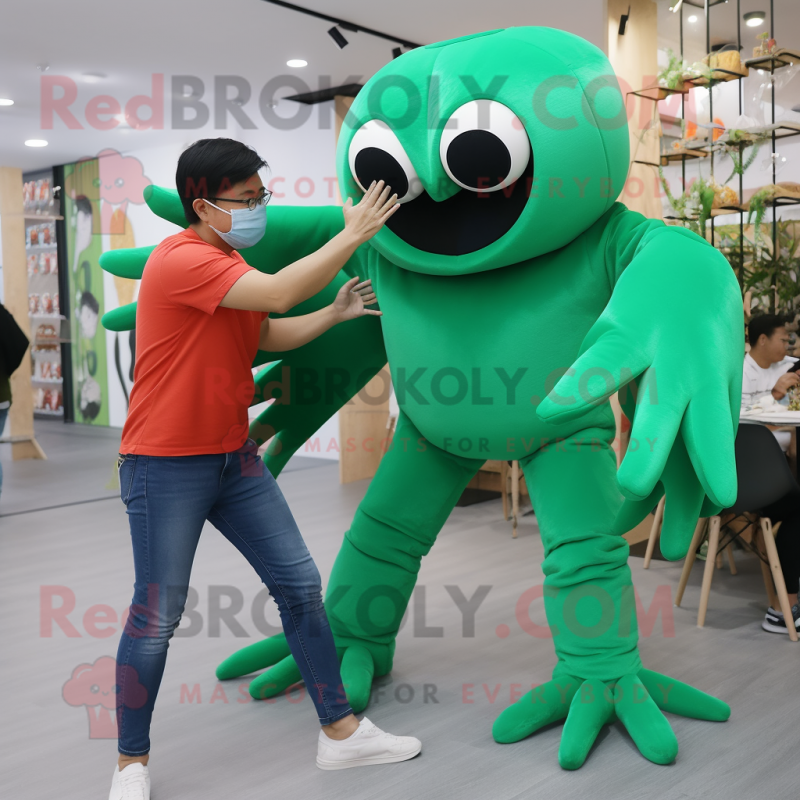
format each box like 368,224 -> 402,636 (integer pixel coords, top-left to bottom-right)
348,120 -> 424,204
440,100 -> 530,192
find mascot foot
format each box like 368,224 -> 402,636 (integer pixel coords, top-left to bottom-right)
492,669 -> 729,769
216,634 -> 385,713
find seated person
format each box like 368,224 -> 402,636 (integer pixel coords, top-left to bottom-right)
742,314 -> 799,451
741,314 -> 800,633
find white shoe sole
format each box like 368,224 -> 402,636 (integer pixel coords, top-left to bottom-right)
761,618 -> 796,634
316,744 -> 422,770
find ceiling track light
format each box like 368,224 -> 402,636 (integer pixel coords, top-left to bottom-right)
328,25 -> 349,49
669,0 -> 684,14
259,1 -> 422,50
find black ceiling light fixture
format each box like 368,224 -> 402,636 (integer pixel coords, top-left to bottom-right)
392,47 -> 403,60
744,11 -> 767,28
259,0 -> 423,53
619,5 -> 631,35
328,25 -> 349,49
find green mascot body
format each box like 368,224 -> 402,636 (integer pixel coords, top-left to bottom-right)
101,27 -> 743,768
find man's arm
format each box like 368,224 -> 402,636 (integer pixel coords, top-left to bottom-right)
220,182 -> 396,314
258,276 -> 379,352
259,308 -> 339,352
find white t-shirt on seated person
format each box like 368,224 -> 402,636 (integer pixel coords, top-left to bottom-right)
741,352 -> 798,452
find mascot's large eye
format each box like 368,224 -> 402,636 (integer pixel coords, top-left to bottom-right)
348,119 -> 424,204
440,100 -> 530,192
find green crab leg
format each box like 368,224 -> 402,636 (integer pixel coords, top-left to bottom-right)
494,424 -> 728,766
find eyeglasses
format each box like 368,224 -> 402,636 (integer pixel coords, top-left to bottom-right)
205,190 -> 273,211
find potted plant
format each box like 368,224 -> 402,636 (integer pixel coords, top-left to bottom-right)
743,221 -> 800,314
657,49 -> 688,92
659,168 -> 718,236
719,130 -> 768,184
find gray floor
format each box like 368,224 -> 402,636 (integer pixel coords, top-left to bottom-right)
1,419 -> 797,799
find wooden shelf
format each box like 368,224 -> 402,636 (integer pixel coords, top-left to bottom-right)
773,122 -> 800,140
659,148 -> 708,166
24,214 -> 63,221
633,149 -> 710,168
713,122 -> 800,149
685,65 -> 750,87
744,48 -> 800,71
34,408 -> 64,417
711,205 -> 748,217
665,205 -> 747,223
764,195 -> 800,208
667,197 -> 800,224
627,84 -> 689,102
33,337 -> 70,345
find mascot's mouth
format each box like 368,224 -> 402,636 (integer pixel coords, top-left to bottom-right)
384,153 -> 533,256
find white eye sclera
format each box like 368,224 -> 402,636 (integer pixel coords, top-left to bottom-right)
348,119 -> 424,204
439,100 -> 530,192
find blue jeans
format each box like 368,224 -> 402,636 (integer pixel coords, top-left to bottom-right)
115,439 -> 353,756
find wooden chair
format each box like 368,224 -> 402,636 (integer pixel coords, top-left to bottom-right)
500,460 -> 523,538
671,425 -> 799,640
644,495 -> 737,572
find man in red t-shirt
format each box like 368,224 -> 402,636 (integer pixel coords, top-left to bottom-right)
109,138 -> 420,800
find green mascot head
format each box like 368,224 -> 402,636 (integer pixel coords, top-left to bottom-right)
335,26 -> 630,275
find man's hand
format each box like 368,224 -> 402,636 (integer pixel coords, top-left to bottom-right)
772,371 -> 799,400
342,180 -> 399,245
332,276 -> 381,322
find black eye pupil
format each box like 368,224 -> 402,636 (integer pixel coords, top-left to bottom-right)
354,148 -> 409,198
446,130 -> 512,189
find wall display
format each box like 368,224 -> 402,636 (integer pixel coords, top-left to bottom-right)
23,169 -> 66,417
643,3 -> 800,322
101,28 -> 743,767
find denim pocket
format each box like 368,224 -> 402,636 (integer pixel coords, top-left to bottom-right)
119,456 -> 136,505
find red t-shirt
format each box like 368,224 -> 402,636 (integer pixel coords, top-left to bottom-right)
120,227 -> 267,455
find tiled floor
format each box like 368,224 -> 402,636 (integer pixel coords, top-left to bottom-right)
1,419 -> 797,799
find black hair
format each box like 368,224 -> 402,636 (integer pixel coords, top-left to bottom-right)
176,138 -> 268,224
75,195 -> 93,216
80,291 -> 99,316
748,313 -> 785,346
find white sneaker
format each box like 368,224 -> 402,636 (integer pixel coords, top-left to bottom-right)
316,717 -> 421,770
108,762 -> 150,800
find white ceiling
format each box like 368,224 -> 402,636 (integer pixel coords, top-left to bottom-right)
0,0 -> 607,172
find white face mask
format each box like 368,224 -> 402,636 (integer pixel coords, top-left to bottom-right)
204,200 -> 267,249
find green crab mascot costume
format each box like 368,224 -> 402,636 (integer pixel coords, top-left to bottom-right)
101,27 -> 743,768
